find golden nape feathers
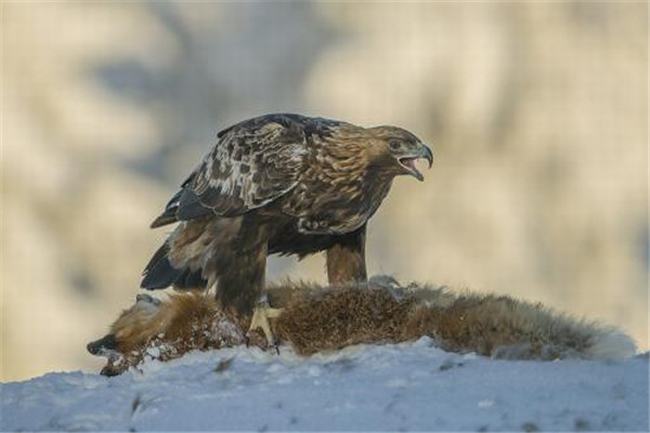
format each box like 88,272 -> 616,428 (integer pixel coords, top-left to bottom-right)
88,276 -> 636,376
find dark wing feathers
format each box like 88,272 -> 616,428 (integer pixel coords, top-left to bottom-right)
150,188 -> 186,228
176,189 -> 213,221
150,114 -> 310,227
150,172 -> 202,228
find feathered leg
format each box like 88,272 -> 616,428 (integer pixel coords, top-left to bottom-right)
215,218 -> 284,351
326,224 -> 367,286
215,220 -> 269,314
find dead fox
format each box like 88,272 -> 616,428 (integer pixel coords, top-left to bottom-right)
88,276 -> 636,376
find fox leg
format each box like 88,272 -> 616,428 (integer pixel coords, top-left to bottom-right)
326,224 -> 367,286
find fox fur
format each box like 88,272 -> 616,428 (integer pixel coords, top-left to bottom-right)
88,276 -> 637,376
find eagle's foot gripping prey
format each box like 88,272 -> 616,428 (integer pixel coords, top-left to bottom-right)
247,294 -> 284,354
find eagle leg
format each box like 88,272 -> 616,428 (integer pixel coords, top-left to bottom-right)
326,224 -> 368,286
246,293 -> 284,354
215,218 -> 270,313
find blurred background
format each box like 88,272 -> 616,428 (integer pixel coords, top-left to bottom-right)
2,2 -> 647,381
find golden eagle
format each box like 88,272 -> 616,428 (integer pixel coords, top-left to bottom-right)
141,113 -> 432,338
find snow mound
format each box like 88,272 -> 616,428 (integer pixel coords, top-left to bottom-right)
1,339 -> 648,431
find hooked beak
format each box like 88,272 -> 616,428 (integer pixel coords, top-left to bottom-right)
398,144 -> 434,181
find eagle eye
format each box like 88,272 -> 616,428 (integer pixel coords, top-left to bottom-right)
389,140 -> 401,150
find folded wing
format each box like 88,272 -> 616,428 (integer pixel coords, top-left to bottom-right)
151,114 -> 309,228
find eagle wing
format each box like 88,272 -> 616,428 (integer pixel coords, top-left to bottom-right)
151,114 -> 310,227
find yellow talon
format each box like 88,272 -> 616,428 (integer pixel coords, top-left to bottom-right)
247,296 -> 284,351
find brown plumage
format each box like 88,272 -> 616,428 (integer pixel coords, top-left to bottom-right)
88,277 -> 636,375
140,114 -> 433,313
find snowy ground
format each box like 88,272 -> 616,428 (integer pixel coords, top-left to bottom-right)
2,338 -> 648,432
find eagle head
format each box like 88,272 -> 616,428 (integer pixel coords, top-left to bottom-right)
367,126 -> 434,181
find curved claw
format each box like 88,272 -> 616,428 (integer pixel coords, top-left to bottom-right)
247,303 -> 284,353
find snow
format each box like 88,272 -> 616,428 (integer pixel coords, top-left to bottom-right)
2,338 -> 648,431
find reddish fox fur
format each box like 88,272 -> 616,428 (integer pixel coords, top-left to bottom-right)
88,276 -> 636,376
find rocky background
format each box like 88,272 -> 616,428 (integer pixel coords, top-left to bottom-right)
2,2 -> 647,381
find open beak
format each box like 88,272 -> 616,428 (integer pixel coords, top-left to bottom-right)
398,144 -> 434,181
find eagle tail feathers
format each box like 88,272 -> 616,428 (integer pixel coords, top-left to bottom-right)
140,243 -> 208,291
174,267 -> 209,291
